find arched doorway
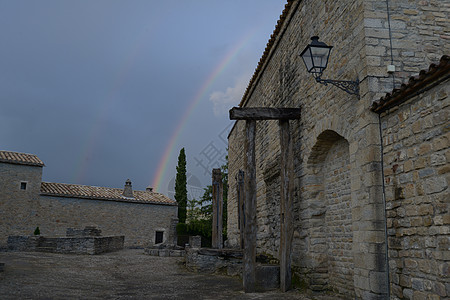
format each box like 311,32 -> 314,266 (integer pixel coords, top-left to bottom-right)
304,130 -> 354,297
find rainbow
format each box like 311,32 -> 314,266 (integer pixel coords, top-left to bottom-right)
151,30 -> 257,192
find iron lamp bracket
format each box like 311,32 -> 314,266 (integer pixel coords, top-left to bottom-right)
315,77 -> 360,98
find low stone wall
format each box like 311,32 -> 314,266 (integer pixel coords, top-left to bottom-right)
7,236 -> 41,252
144,248 -> 184,257
185,247 -> 280,292
185,247 -> 243,276
92,236 -> 124,254
7,235 -> 124,255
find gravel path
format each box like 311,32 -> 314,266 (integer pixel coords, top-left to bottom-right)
0,249 -> 335,300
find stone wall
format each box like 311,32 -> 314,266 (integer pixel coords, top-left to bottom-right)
227,0 -> 448,298
7,235 -> 124,255
229,0 -> 383,298
0,162 -> 177,249
364,0 -> 450,88
0,163 -> 43,247
380,78 -> 449,299
35,195 -> 177,248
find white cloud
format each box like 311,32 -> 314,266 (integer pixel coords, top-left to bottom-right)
209,74 -> 250,117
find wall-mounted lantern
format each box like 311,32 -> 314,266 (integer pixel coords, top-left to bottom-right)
300,36 -> 359,98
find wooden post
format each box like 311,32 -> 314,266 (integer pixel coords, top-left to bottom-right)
243,120 -> 256,292
279,120 -> 294,292
230,107 -> 300,293
212,168 -> 223,249
237,170 -> 245,249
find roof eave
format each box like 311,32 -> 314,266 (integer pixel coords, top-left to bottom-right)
371,55 -> 450,114
40,192 -> 177,206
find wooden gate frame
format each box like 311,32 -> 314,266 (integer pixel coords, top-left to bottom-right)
230,107 -> 301,292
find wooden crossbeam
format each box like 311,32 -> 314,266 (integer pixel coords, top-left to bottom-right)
229,107 -> 301,120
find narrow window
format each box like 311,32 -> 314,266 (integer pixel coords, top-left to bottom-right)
155,231 -> 164,244
20,182 -> 27,190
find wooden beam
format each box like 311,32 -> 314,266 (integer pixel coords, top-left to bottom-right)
212,168 -> 223,249
279,119 -> 294,292
243,120 -> 257,293
230,107 -> 301,120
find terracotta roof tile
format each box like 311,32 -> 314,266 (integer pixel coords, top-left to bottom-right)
40,182 -> 176,206
371,55 -> 450,113
0,150 -> 45,167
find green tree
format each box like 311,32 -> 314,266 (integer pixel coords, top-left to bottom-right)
175,148 -> 187,223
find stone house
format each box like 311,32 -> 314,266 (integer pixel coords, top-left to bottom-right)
227,1 -> 448,299
0,150 -> 177,248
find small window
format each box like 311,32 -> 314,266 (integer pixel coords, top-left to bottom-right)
20,182 -> 27,190
155,231 -> 164,244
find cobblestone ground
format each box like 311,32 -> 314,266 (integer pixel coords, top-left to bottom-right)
0,249 -> 338,300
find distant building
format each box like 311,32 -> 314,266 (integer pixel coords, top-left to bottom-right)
0,151 -> 177,248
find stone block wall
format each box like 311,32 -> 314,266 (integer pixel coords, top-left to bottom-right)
91,236 -> 124,254
35,196 -> 177,248
228,0 -> 447,298
380,78 -> 449,299
0,161 -> 177,249
363,0 -> 450,94
0,163 -> 43,246
7,235 -> 124,255
229,0 -> 384,298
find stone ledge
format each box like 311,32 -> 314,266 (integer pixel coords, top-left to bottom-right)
7,235 -> 124,255
144,248 -> 185,257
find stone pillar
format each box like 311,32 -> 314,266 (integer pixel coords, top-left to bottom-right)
168,217 -> 178,246
211,168 -> 223,249
189,235 -> 202,248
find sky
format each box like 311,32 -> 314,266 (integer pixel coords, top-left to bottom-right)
0,0 -> 287,199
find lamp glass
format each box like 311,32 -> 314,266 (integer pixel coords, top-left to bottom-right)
300,36 -> 332,79
301,48 -> 314,72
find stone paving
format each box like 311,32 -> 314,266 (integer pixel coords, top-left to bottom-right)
0,249 -> 339,300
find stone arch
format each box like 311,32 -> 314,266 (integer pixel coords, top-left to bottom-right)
307,130 -> 346,166
303,130 -> 355,298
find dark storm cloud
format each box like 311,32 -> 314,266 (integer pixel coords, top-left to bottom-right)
0,0 -> 286,194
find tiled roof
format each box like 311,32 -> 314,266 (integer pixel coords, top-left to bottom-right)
41,182 -> 176,206
371,55 -> 450,113
0,150 -> 45,167
239,0 -> 296,107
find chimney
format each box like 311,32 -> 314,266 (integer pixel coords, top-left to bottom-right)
146,186 -> 153,192
123,179 -> 133,198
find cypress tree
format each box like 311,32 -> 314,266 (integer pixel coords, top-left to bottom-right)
175,148 -> 187,223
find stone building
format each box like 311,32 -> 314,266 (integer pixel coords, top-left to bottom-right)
227,1 -> 448,299
0,151 -> 177,248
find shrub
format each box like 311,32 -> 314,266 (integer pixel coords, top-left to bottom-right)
176,223 -> 188,235
33,226 -> 40,235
